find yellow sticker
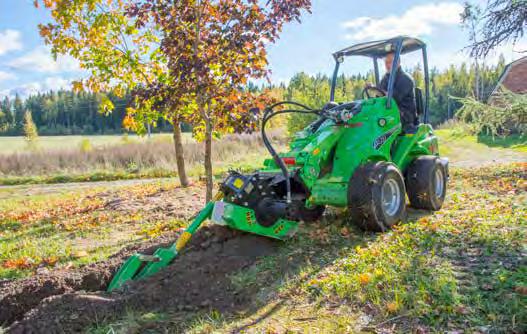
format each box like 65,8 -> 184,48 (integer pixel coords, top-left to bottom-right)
175,231 -> 192,251
313,148 -> 320,155
233,178 -> 244,189
213,192 -> 224,201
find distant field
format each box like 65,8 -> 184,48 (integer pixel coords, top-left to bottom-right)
0,133 -> 193,155
0,132 -> 282,185
0,127 -> 524,185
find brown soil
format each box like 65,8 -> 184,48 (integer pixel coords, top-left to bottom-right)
0,230 -> 179,326
3,225 -> 280,333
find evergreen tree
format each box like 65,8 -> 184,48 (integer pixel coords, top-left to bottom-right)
13,94 -> 25,132
23,110 -> 39,150
1,97 -> 13,126
0,56 -> 509,136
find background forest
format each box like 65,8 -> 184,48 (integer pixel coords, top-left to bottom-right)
0,56 -> 507,136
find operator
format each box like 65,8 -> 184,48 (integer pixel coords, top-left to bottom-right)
376,52 -> 418,133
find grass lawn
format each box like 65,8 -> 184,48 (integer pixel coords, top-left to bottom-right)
435,129 -> 526,168
0,141 -> 525,332
436,128 -> 527,154
88,163 -> 526,333
0,180 -> 205,279
0,146 -> 273,278
477,133 -> 527,153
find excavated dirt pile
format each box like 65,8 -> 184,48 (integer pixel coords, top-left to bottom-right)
3,225 -> 280,333
0,230 -> 180,325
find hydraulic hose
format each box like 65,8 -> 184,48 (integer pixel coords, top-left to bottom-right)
260,102 -> 323,203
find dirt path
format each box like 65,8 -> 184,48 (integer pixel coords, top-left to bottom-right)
448,145 -> 526,168
0,177 -> 178,200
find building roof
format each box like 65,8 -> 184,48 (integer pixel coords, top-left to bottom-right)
490,56 -> 527,98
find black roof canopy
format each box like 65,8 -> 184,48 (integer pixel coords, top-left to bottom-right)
333,36 -> 426,59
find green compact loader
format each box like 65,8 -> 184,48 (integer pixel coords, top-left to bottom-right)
108,36 -> 449,291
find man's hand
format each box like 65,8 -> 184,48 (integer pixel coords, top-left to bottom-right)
365,82 -> 386,94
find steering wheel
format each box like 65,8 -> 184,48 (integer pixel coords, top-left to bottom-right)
362,86 -> 386,99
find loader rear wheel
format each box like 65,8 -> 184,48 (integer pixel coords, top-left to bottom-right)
348,162 -> 406,232
406,156 -> 447,211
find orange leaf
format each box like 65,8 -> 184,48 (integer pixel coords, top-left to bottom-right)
43,256 -> 59,266
358,273 -> 371,286
2,257 -> 33,269
386,301 -> 400,313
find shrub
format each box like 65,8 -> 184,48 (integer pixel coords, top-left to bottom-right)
79,138 -> 93,153
456,90 -> 527,137
23,111 -> 39,151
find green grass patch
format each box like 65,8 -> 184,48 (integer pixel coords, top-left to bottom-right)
477,133 -> 527,152
185,164 -> 525,333
436,126 -> 527,153
0,182 -> 188,279
301,165 -> 526,332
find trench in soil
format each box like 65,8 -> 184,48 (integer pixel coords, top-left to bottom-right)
1,225 -> 283,333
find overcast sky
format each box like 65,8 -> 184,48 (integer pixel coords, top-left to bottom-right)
0,0 -> 525,98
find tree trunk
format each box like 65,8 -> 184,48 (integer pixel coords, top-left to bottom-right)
475,58 -> 481,101
172,116 -> 190,187
192,4 -> 212,201
203,114 -> 213,202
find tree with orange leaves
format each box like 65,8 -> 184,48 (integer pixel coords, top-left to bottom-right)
36,0 -> 311,202
35,0 -> 192,187
129,0 -> 311,201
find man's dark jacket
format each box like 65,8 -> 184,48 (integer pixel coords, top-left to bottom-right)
379,67 -> 418,131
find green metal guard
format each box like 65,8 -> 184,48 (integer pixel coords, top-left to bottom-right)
211,201 -> 298,240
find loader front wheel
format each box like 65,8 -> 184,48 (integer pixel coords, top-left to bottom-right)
348,162 -> 406,232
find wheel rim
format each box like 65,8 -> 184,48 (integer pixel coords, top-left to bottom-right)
382,178 -> 401,216
434,168 -> 444,198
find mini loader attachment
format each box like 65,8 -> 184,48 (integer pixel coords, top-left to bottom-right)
108,36 -> 449,291
107,191 -> 299,291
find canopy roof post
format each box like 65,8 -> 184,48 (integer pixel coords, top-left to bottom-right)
330,60 -> 341,102
373,57 -> 380,85
386,38 -> 403,109
422,46 -> 430,124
